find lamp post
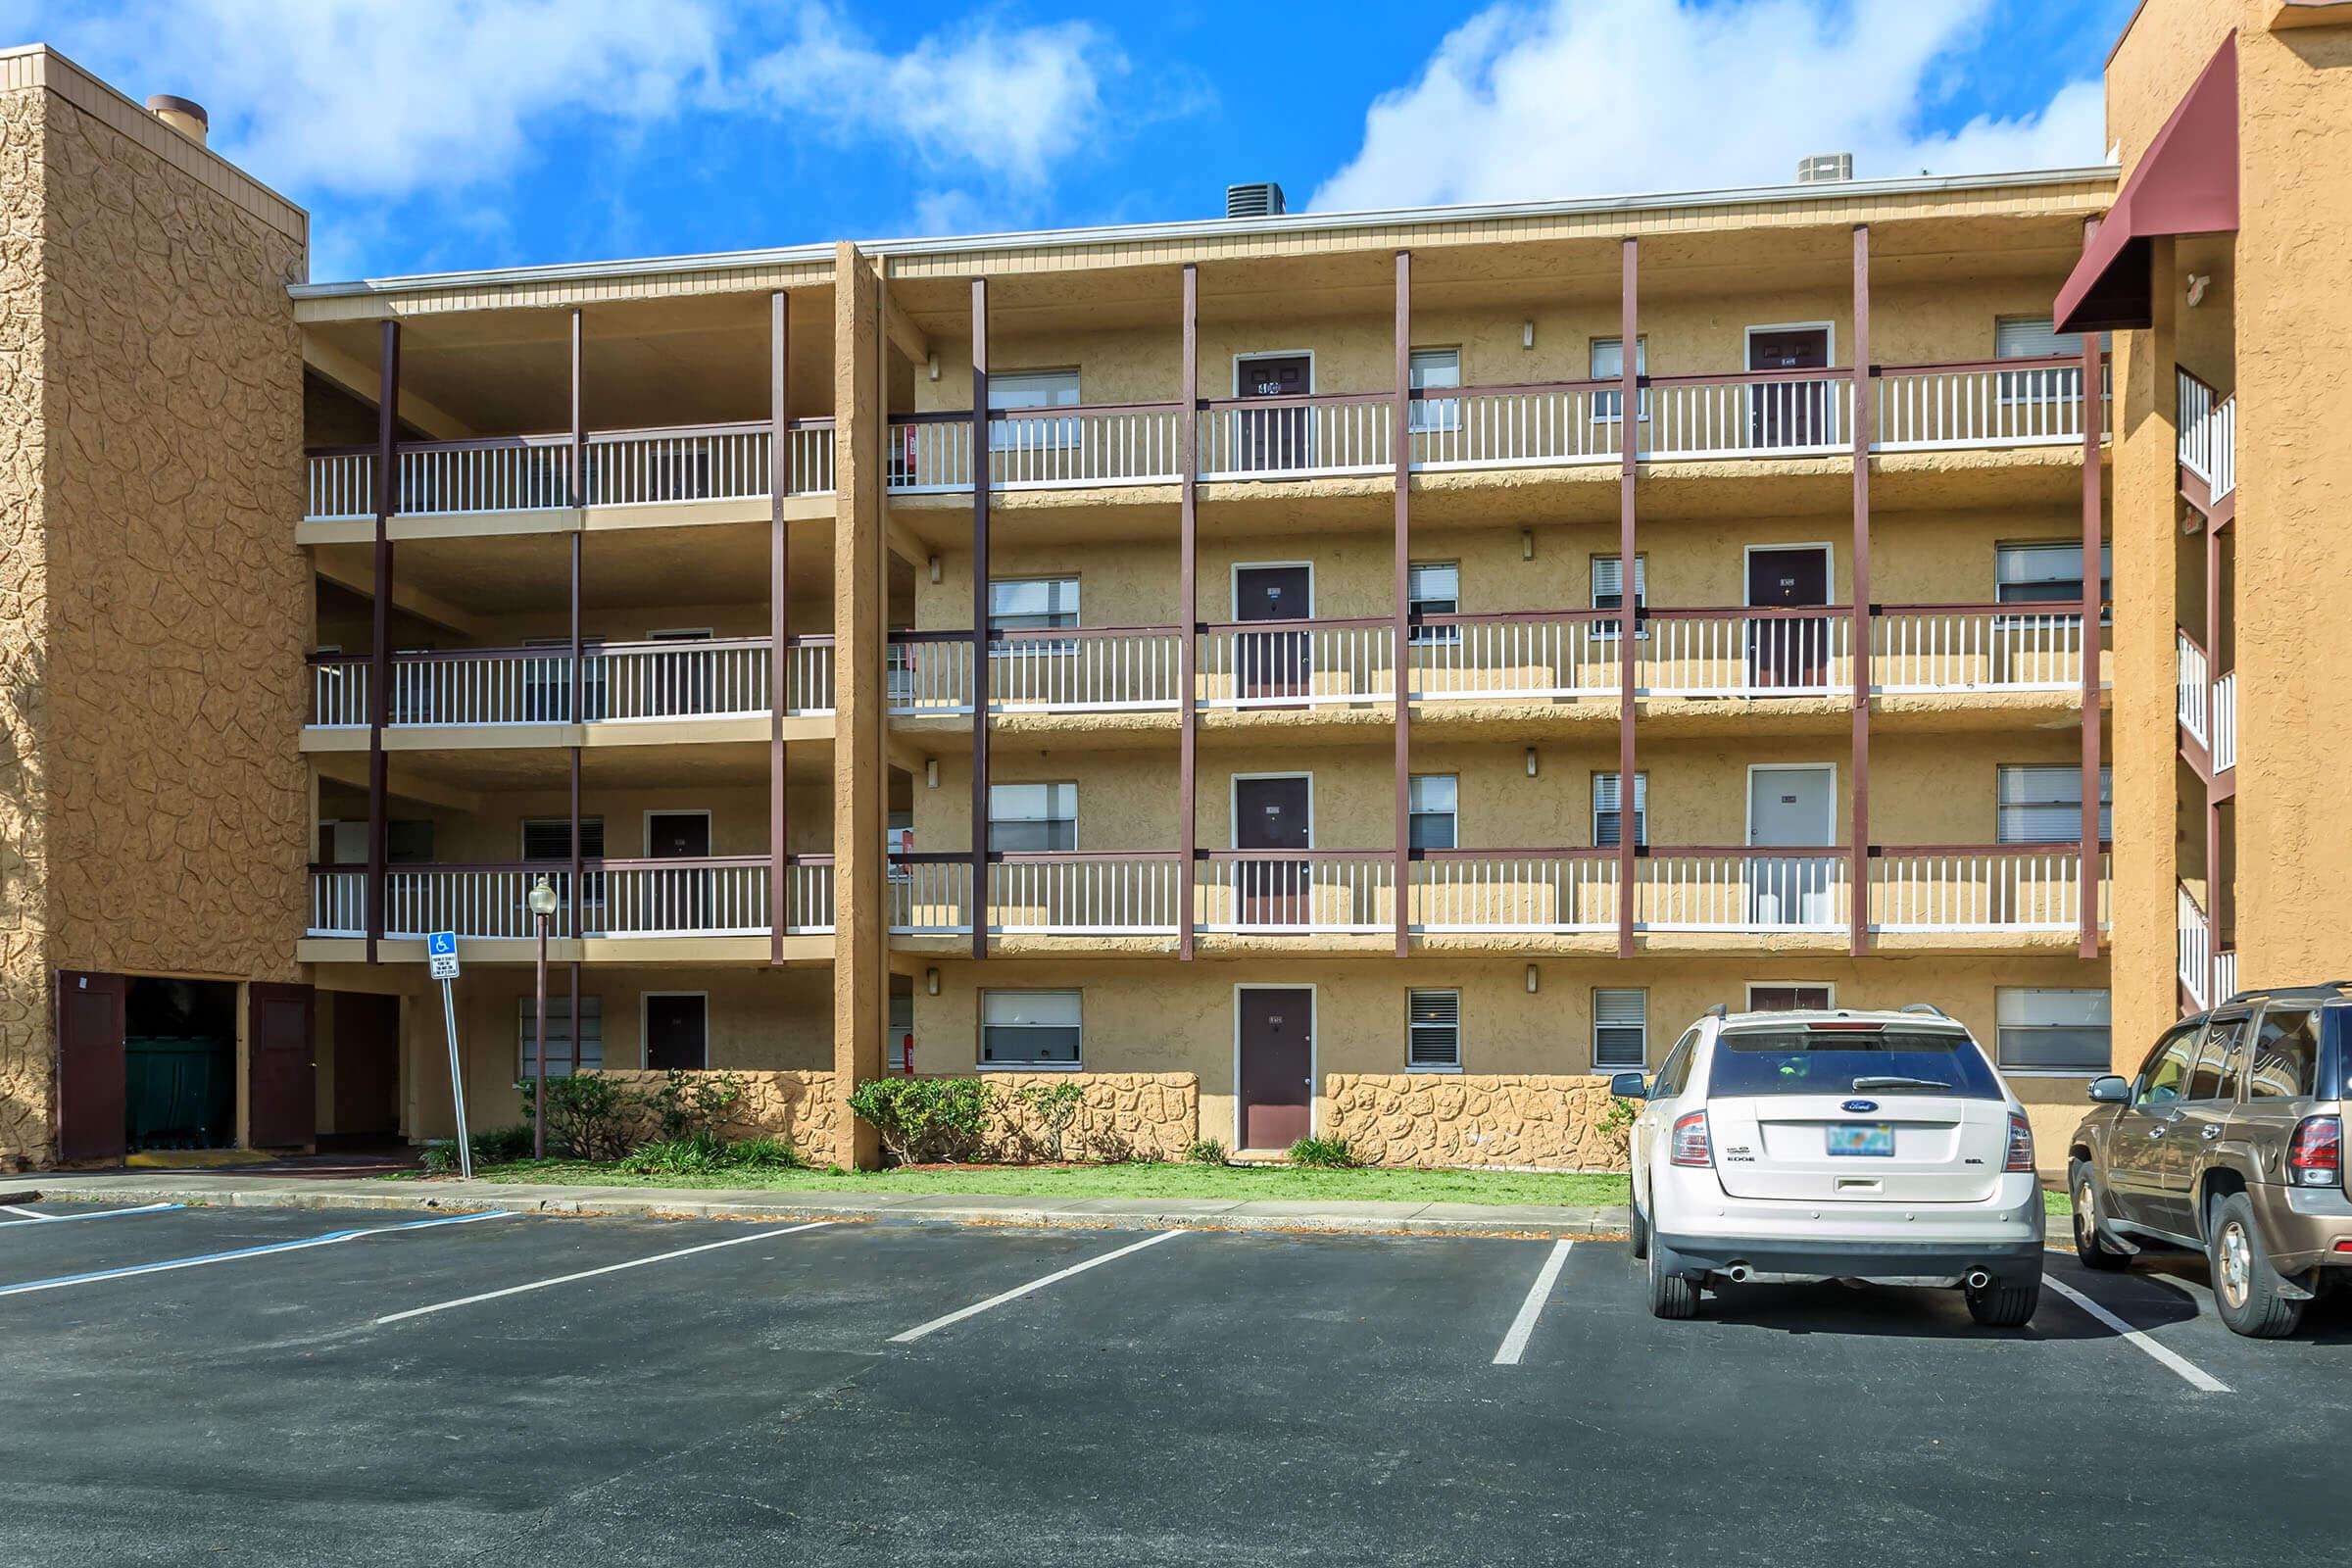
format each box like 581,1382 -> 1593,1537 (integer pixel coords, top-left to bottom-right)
528,875 -> 561,1159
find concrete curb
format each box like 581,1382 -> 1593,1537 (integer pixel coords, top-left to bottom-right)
19,1176 -> 1630,1241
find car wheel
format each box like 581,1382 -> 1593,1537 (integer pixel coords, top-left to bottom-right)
2070,1159 -> 2132,1272
1645,1239 -> 1697,1320
1964,1277 -> 2040,1328
1628,1172 -> 1649,1261
2208,1192 -> 2306,1339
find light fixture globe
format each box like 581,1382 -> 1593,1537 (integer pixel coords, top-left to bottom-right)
527,876 -> 560,918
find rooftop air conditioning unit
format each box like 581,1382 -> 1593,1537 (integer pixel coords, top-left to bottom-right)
1225,182 -> 1286,219
1796,153 -> 1854,184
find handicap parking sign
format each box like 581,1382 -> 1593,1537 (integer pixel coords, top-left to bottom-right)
427,930 -> 461,981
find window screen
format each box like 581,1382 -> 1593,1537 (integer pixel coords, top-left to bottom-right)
1592,337 -> 1649,420
1408,989 -> 1461,1069
1407,561 -> 1460,644
1408,774 -> 1457,851
1996,542 -> 2112,609
1592,556 -> 1647,638
981,990 -> 1081,1067
1408,348 -> 1461,432
1593,772 -> 1647,849
1995,988 -> 2111,1072
988,782 -> 1077,853
989,577 -> 1080,632
1593,989 -> 1647,1070
1996,766 -> 2113,844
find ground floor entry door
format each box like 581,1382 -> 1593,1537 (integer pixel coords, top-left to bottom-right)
55,970 -> 127,1163
645,994 -> 709,1071
247,983 -> 317,1150
1239,987 -> 1313,1151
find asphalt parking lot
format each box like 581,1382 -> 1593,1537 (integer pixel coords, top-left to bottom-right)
2,1200 -> 2345,1566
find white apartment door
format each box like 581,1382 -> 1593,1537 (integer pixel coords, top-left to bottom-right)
1747,765 -> 1838,928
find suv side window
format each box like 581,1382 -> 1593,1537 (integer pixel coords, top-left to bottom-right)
2248,1007 -> 2322,1101
1655,1029 -> 1700,1097
2187,1015 -> 2247,1102
2133,1023 -> 2200,1110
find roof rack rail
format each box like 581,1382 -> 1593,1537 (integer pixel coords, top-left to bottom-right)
1704,1003 -> 1729,1019
1900,1003 -> 1949,1018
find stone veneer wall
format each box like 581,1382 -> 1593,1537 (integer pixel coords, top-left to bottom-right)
1325,1074 -> 1630,1170
0,65 -> 308,1167
973,1072 -> 1199,1162
596,1069 -> 852,1168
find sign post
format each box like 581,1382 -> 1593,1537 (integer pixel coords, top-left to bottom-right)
427,931 -> 472,1180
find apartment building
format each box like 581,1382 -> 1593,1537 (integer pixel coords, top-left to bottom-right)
32,2 -> 2349,1172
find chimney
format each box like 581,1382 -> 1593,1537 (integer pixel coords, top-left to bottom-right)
1795,153 -> 1853,184
146,94 -> 209,147
1225,181 -> 1286,220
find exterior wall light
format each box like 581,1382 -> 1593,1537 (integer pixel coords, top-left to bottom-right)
1521,528 -> 1534,560
1525,963 -> 1540,994
925,758 -> 940,788
927,554 -> 942,583
1522,318 -> 1535,349
1525,747 -> 1539,777
925,967 -> 941,996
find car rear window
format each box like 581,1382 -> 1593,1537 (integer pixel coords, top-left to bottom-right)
1705,1027 -> 2005,1100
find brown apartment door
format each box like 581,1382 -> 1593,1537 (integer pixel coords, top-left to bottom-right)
247,982 -> 318,1150
1235,564 -> 1312,700
1239,987 -> 1313,1151
329,992 -> 401,1139
1746,546 -> 1832,691
647,811 -> 713,932
645,994 -> 709,1071
1234,774 -> 1311,927
55,970 -> 127,1163
1748,326 -> 1830,449
1235,353 -> 1311,472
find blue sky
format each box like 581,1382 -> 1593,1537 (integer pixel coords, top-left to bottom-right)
11,0 -> 2135,281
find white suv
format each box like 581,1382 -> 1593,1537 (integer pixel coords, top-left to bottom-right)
1617,1004 -> 2045,1326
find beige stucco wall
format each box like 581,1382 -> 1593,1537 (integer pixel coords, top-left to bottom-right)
596,1066 -> 848,1165
1326,1073 -> 1627,1170
976,1070 -> 1198,1161
0,73 -> 308,1166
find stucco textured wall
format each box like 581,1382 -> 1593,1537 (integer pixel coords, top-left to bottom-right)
974,1070 -> 1198,1161
1325,1072 -> 1625,1170
595,1067 -> 849,1165
0,80 -> 307,1166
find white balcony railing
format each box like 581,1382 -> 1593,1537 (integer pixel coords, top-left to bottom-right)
2214,948 -> 2238,1004
1409,385 -> 1623,471
1196,854 -> 1395,935
2178,370 -> 2235,504
395,437 -> 572,517
990,630 -> 1184,712
1872,610 -> 2088,694
1876,359 -> 2105,452
887,635 -> 974,716
889,857 -> 975,934
2179,630 -> 2210,748
308,639 -> 831,728
1197,620 -> 1395,710
314,859 -> 834,940
1407,854 -> 1619,933
2211,670 -> 2237,772
987,855 -> 1182,935
1196,397 -> 1394,480
307,452 -> 375,521
1408,615 -> 1621,702
1868,851 -> 2088,934
1644,373 -> 1851,460
1636,854 -> 1850,933
584,421 -> 834,507
1641,613 -> 1850,698
2179,885 -> 2212,1008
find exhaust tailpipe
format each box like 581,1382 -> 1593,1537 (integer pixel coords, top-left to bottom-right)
1964,1269 -> 1992,1291
1725,1263 -> 1751,1283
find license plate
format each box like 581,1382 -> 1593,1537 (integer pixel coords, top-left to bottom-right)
1827,1124 -> 1894,1157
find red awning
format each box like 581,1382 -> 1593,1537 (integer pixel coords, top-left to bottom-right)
2054,32 -> 2239,334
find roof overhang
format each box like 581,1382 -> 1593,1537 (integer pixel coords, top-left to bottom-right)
2055,32 -> 2239,334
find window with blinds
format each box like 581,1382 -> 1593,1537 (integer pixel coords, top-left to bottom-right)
517,996 -> 603,1078
1593,772 -> 1648,848
1408,347 -> 1461,432
523,816 -> 605,909
1993,317 -> 2110,403
1407,989 -> 1461,1069
1996,766 -> 2112,844
981,990 -> 1082,1068
1408,774 -> 1458,850
988,782 -> 1078,853
1592,989 -> 1647,1070
1407,561 -> 1460,645
1995,542 -> 2112,611
1994,988 -> 2110,1073
1591,336 -> 1649,420
987,368 -> 1081,450
1592,555 -> 1647,639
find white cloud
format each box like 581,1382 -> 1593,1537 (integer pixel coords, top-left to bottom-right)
746,5 -> 1119,185
1311,0 -> 2107,213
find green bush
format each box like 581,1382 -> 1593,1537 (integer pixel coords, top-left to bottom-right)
1183,1138 -> 1229,1165
617,1131 -> 806,1177
848,1077 -> 1001,1165
419,1122 -> 536,1175
648,1069 -> 748,1141
1011,1080 -> 1087,1162
1288,1136 -> 1361,1169
517,1072 -> 641,1161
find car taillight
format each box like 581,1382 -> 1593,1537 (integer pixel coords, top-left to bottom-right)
2287,1116 -> 2341,1188
1670,1110 -> 1711,1167
2005,1112 -> 2035,1173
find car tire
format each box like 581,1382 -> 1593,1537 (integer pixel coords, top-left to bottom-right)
1645,1241 -> 1698,1320
2207,1192 -> 2306,1340
2070,1159 -> 2132,1272
1964,1277 -> 2039,1328
1628,1174 -> 1650,1261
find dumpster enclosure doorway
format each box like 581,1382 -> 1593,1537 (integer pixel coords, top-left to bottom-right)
124,977 -> 237,1152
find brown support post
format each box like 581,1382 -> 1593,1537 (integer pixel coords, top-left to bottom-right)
568,308 -> 584,507
1615,238 -> 1639,960
2205,517 -> 2222,980
969,276 -> 991,960
771,290 -> 791,964
1849,225 -> 1872,957
1179,265 -> 1200,960
569,311 -> 585,942
567,959 -> 582,1075
2080,216 -> 2105,961
1392,250 -> 1412,958
833,244 -> 888,1166
367,319 -> 400,965
568,746 -> 581,939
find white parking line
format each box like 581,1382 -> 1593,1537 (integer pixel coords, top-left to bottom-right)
0,1202 -> 183,1228
374,1220 -> 835,1325
1493,1240 -> 1575,1366
889,1229 -> 1189,1344
0,1210 -> 510,1299
2044,1277 -> 2230,1394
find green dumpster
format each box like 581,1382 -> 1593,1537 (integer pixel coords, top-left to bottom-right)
124,1036 -> 231,1151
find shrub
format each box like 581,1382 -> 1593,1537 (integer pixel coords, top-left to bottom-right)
617,1131 -> 806,1177
1183,1138 -> 1229,1165
647,1069 -> 748,1142
1011,1080 -> 1087,1162
517,1072 -> 641,1161
1288,1136 -> 1361,1169
848,1077 -> 1001,1165
419,1122 -> 536,1175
